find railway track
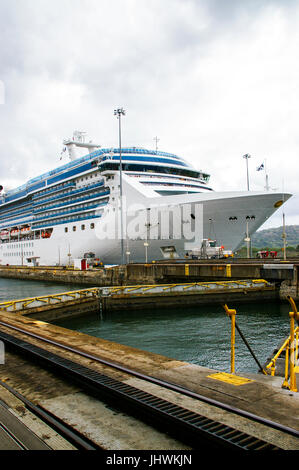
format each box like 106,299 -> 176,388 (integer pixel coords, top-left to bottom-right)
0,404 -> 50,450
0,320 -> 298,450
0,380 -> 102,450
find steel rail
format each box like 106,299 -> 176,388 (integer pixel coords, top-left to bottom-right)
0,422 -> 28,450
0,380 -> 103,450
0,379 -> 101,450
0,399 -> 52,450
0,319 -> 297,441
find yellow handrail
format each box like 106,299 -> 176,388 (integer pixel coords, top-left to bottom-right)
287,296 -> 298,392
266,296 -> 299,392
0,288 -> 100,312
223,304 -> 236,374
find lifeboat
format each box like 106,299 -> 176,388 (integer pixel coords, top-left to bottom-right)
41,231 -> 51,239
21,227 -> 32,235
0,230 -> 9,240
10,229 -> 19,238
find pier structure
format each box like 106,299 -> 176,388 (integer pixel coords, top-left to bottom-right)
0,310 -> 298,450
0,279 -> 275,320
0,259 -> 298,449
0,258 -> 298,301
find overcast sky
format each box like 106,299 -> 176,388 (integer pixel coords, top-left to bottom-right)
0,0 -> 298,230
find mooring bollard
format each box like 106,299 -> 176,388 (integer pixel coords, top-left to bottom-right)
223,304 -> 236,374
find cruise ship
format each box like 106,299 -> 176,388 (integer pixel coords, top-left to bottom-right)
0,133 -> 291,266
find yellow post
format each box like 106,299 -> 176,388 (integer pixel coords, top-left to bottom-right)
289,312 -> 298,392
282,344 -> 289,389
287,296 -> 299,392
296,328 -> 299,365
223,304 -> 236,374
226,264 -> 232,278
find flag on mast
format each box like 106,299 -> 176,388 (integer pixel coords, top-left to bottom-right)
60,146 -> 67,160
257,163 -> 264,171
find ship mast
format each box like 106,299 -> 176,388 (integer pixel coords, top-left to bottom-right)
63,131 -> 101,161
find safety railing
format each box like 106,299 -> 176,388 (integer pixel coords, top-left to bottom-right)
224,297 -> 299,391
0,288 -> 100,313
265,296 -> 299,392
102,279 -> 271,297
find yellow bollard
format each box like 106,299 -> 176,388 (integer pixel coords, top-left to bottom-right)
226,264 -> 232,278
223,304 -> 236,374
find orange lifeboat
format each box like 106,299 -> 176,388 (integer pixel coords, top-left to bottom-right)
41,231 -> 51,239
10,229 -> 19,238
21,227 -> 32,236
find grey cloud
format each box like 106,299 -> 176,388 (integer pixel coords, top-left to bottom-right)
0,0 -> 298,227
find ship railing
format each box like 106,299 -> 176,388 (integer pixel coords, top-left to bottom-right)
32,202 -> 102,224
32,213 -> 102,230
32,182 -> 105,208
0,288 -> 100,313
265,296 -> 299,392
33,191 -> 109,215
0,202 -> 32,219
32,181 -> 76,201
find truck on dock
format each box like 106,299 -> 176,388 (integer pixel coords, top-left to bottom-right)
188,239 -> 226,260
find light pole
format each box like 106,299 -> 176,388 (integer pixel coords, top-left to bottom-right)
114,108 -> 126,265
282,213 -> 287,261
144,242 -> 149,264
245,220 -> 250,259
243,154 -> 251,191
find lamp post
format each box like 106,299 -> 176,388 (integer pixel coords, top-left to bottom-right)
114,108 -> 126,265
245,220 -> 251,259
144,242 -> 149,264
243,154 -> 251,191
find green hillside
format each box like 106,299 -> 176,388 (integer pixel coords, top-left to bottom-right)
250,225 -> 299,248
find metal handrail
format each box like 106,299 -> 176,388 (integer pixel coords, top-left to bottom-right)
265,296 -> 299,392
0,288 -> 99,312
266,327 -> 299,372
223,304 -> 268,375
105,279 -> 270,296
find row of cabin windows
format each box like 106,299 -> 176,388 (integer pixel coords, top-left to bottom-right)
35,172 -> 100,204
38,192 -> 101,212
65,223 -> 95,233
79,173 -> 99,182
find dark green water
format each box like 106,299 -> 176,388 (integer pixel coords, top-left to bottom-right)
0,278 -> 291,374
56,301 -> 290,374
0,278 -> 85,301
